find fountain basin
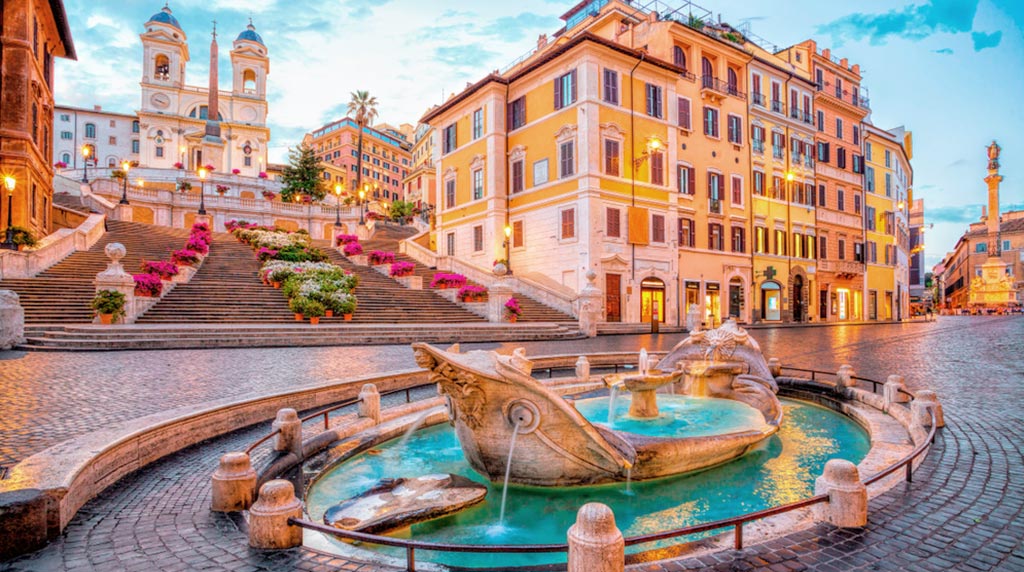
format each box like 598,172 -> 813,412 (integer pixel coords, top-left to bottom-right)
603,369 -> 683,418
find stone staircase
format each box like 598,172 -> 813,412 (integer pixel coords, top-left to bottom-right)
359,225 -> 576,324
0,220 -> 190,324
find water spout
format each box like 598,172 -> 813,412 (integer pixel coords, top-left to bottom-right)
639,348 -> 649,376
396,410 -> 431,449
498,420 -> 523,524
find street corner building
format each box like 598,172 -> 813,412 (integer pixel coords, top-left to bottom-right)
417,0 -> 914,328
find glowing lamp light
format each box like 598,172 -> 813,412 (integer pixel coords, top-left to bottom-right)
648,137 -> 663,151
82,146 -> 91,158
897,201 -> 906,210
786,172 -> 795,182
3,175 -> 15,192
359,189 -> 366,200
504,225 -> 513,238
334,183 -> 342,196
198,167 -> 208,180
121,161 -> 131,173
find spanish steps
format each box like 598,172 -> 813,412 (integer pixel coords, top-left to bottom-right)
0,220 -> 191,324
4,219 -> 573,333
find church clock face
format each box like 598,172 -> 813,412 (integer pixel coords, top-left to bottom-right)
150,93 -> 170,109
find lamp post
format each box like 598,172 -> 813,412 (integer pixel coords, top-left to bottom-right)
81,146 -> 91,183
358,186 -> 366,225
2,175 -> 16,250
119,160 -> 131,205
197,167 -> 208,215
333,183 -> 343,228
503,224 -> 513,272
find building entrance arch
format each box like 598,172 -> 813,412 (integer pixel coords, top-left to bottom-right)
640,277 -> 666,323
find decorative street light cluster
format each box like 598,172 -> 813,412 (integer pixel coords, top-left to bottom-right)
197,167 -> 208,215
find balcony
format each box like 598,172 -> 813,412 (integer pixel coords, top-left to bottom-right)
708,198 -> 722,214
770,100 -> 785,115
752,93 -> 765,107
701,76 -> 745,101
819,259 -> 864,277
772,145 -> 784,160
752,140 -> 765,154
803,111 -> 814,125
789,107 -> 801,121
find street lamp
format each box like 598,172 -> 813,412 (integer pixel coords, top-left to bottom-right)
503,223 -> 513,272
2,175 -> 16,250
333,183 -> 343,228
197,167 -> 208,215
119,161 -> 131,205
632,136 -> 663,169
81,146 -> 91,183
358,186 -> 366,225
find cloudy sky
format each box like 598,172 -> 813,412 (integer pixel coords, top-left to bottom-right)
56,0 -> 1023,268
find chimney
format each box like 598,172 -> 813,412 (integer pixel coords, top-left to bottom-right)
822,48 -> 830,59
840,57 -> 848,69
537,34 -> 548,51
982,206 -> 988,220
93,105 -> 102,111
852,64 -> 860,75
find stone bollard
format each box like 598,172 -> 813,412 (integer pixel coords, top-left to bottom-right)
211,452 -> 257,512
911,390 -> 945,428
248,480 -> 303,550
0,290 -> 26,350
884,375 -> 909,407
575,356 -> 591,381
567,502 -> 624,572
767,357 -> 782,378
835,364 -> 856,394
358,383 -> 381,424
813,459 -> 867,528
271,408 -> 302,456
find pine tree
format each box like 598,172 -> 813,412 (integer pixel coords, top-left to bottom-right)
280,144 -> 326,202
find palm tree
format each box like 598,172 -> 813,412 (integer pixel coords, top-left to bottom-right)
347,91 -> 379,206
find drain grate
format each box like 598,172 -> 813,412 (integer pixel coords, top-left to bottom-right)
0,466 -> 8,480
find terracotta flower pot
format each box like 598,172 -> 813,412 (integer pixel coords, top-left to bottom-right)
273,281 -> 281,289
325,309 -> 334,318
508,316 -> 518,323
310,317 -> 320,325
294,313 -> 303,321
99,313 -> 114,325
343,314 -> 353,321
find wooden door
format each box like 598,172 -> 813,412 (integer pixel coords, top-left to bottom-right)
605,273 -> 621,322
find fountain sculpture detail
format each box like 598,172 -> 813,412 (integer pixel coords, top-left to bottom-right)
412,321 -> 782,486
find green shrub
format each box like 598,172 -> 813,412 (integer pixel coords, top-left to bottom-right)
7,226 -> 38,248
289,296 -> 325,317
91,290 -> 126,318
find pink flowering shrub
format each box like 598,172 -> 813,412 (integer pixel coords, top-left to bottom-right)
389,261 -> 415,277
141,260 -> 179,279
458,284 -> 488,301
343,242 -> 363,256
335,234 -> 359,246
257,247 -> 279,262
504,297 -> 522,318
258,171 -> 268,179
430,272 -> 467,289
133,273 -> 164,297
232,168 -> 241,175
171,249 -> 201,266
368,250 -> 395,265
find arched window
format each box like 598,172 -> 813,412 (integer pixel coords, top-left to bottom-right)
188,105 -> 222,120
154,54 -> 170,81
132,120 -> 140,133
727,68 -> 739,95
85,123 -> 96,138
673,46 -> 686,70
242,69 -> 257,94
701,57 -> 714,88
107,157 -> 117,167
61,152 -> 71,164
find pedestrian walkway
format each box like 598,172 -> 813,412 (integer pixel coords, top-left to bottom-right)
1,317 -> 1021,571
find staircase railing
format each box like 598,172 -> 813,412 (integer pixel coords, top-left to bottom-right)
0,213 -> 106,280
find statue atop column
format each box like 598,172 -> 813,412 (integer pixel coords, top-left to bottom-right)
987,140 -> 1001,171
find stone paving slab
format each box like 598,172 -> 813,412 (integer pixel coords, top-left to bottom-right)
2,317 -> 1023,571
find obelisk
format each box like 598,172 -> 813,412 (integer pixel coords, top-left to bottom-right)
201,21 -> 225,169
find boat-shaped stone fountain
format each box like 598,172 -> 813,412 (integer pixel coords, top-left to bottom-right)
410,320 -> 782,487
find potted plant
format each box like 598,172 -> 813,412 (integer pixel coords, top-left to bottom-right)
6,227 -> 37,250
262,190 -> 276,201
458,284 -> 488,303
171,248 -> 201,267
173,162 -> 184,169
203,164 -> 216,172
91,290 -> 126,325
343,242 -> 363,257
335,234 -> 359,246
389,261 -> 415,278
368,250 -> 395,265
54,161 -> 68,169
505,297 -> 522,323
215,184 -> 230,195
133,273 -> 163,297
232,168 -> 241,175
289,296 -> 307,321
177,181 -> 193,193
141,260 -> 180,281
258,171 -> 269,179
329,291 -> 357,321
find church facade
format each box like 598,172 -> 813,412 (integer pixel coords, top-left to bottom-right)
137,6 -> 270,176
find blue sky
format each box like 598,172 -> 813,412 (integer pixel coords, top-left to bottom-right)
56,0 -> 1023,269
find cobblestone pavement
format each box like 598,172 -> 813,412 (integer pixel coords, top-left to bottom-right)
2,316 -> 1023,571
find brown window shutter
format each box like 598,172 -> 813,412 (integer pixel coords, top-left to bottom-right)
570,69 -> 578,102
554,76 -> 562,110
688,167 -> 696,195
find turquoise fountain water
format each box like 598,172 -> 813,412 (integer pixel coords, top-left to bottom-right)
306,398 -> 870,569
